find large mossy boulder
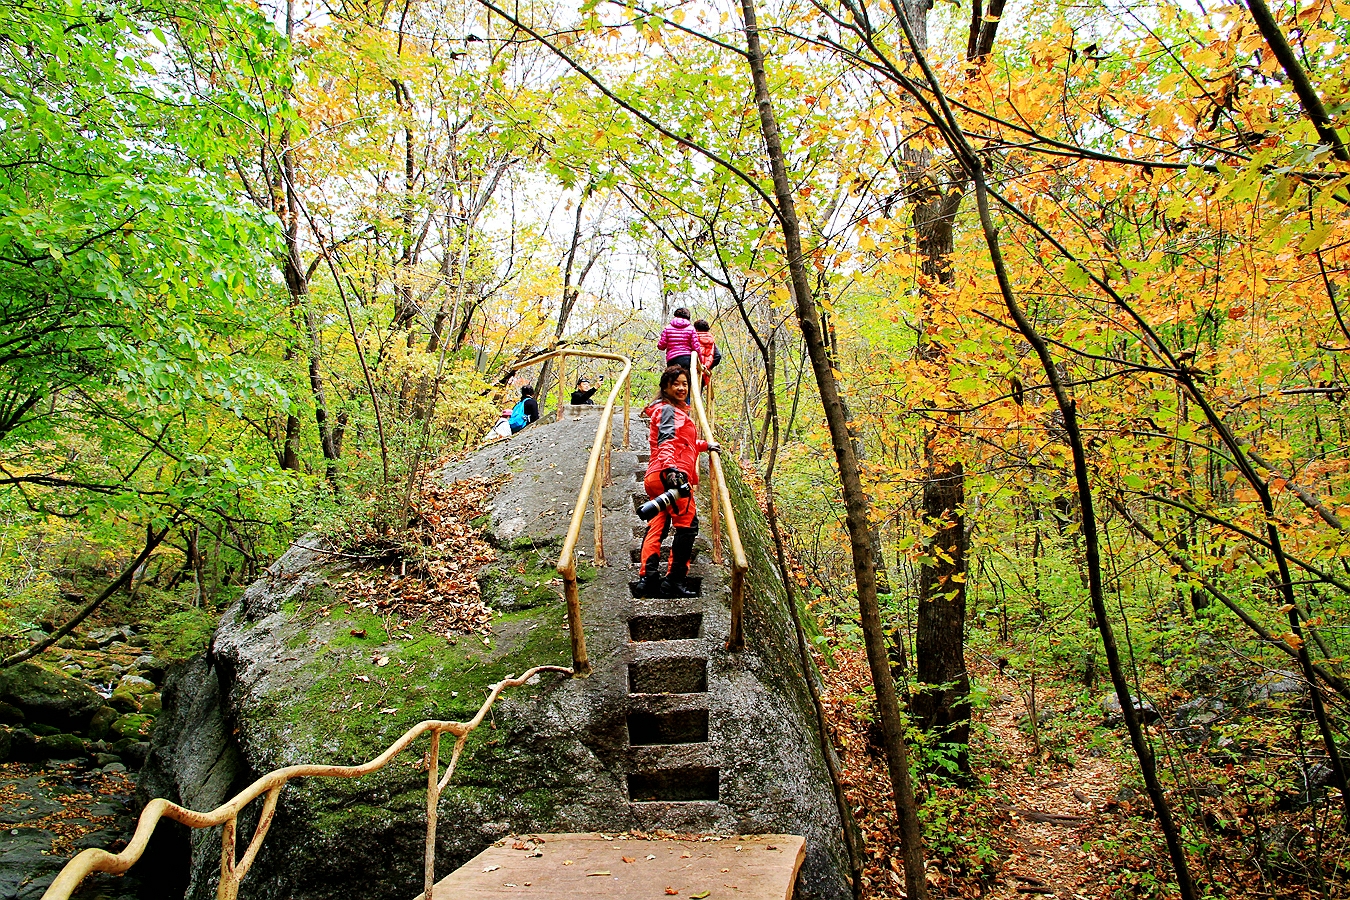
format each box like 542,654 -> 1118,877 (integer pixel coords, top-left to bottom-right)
141,415 -> 850,900
0,661 -> 104,732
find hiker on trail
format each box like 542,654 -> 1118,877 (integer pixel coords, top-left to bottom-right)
693,319 -> 721,389
508,385 -> 539,434
634,366 -> 720,599
570,375 -> 603,405
657,307 -> 699,371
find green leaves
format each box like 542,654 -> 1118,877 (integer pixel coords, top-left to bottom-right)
0,0 -> 300,541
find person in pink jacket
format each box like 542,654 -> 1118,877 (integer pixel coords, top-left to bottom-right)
657,307 -> 699,370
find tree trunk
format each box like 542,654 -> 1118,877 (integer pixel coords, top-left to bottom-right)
905,0 -> 973,770
278,0 -> 338,483
738,2 -> 929,896
394,83 -> 421,342
913,460 -> 970,771
280,407 -> 300,471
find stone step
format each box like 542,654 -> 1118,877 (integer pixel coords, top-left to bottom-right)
627,707 -> 709,745
627,577 -> 702,599
628,657 -> 707,695
627,767 -> 719,802
628,612 -> 702,642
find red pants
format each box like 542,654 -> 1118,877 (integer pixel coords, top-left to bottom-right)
640,470 -> 697,577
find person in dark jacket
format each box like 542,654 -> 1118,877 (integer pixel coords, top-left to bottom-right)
509,385 -> 539,434
634,366 -> 719,598
570,375 -> 603,405
657,307 -> 699,371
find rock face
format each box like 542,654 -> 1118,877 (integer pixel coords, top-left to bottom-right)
141,412 -> 852,900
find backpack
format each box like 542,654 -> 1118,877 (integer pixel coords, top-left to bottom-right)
508,400 -> 528,430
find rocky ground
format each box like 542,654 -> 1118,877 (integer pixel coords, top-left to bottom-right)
0,625 -> 168,899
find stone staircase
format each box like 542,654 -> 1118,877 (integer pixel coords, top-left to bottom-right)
621,449 -> 718,807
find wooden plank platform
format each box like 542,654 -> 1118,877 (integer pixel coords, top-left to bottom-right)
429,833 -> 806,899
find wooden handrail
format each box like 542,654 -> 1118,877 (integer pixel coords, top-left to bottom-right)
689,355 -> 748,651
510,348 -> 634,676
40,666 -> 574,900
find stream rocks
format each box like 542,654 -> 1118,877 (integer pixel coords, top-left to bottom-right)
0,664 -> 103,733
0,625 -> 169,899
0,762 -> 145,900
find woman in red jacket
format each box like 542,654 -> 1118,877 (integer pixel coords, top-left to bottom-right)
635,365 -> 719,598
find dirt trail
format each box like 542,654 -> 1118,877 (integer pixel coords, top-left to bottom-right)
979,672 -> 1125,900
822,644 -> 1141,899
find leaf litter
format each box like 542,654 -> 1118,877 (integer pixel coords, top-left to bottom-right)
336,476 -> 507,636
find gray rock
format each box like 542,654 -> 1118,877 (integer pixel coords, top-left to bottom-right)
1100,692 -> 1160,725
35,734 -> 85,759
144,418 -> 851,900
101,762 -> 127,774
117,675 -> 156,694
0,663 -> 103,732
121,741 -> 150,768
84,628 -> 120,649
94,753 -> 121,767
1171,697 -> 1226,745
4,729 -> 37,763
1245,670 -> 1307,703
134,655 -> 166,682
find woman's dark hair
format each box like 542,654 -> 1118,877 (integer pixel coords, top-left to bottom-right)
658,365 -> 690,402
693,319 -> 710,331
577,378 -> 589,388
520,385 -> 535,397
673,307 -> 691,320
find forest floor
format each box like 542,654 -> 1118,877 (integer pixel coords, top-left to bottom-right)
820,643 -> 1179,900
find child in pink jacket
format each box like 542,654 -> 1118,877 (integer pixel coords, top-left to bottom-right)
657,307 -> 699,370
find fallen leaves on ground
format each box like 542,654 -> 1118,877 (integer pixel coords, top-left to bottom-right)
0,762 -> 133,857
338,476 -> 507,636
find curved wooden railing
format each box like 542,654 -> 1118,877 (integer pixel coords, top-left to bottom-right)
689,355 -> 748,651
507,348 -> 634,677
40,665 -> 573,900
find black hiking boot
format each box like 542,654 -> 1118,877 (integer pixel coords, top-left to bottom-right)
630,570 -> 664,598
659,577 -> 699,599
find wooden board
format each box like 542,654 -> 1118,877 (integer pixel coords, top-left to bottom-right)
429,833 -> 806,900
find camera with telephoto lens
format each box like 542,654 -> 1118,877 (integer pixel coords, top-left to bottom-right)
639,475 -> 691,521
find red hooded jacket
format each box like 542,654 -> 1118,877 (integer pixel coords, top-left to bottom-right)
643,399 -> 707,485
